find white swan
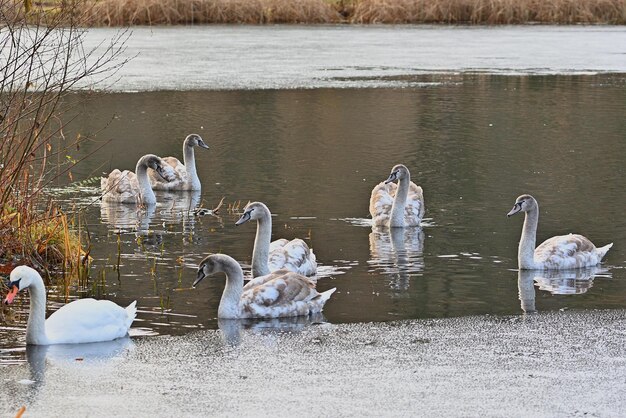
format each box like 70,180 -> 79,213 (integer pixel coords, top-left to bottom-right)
3,266 -> 136,345
101,154 -> 171,205
370,164 -> 425,227
507,194 -> 612,270
148,134 -> 209,191
193,254 -> 335,319
235,201 -> 317,277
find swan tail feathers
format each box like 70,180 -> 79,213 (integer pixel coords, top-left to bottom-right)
317,287 -> 337,308
125,300 -> 138,329
597,243 -> 613,260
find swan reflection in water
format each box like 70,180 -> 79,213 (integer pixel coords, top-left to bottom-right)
217,313 -> 327,346
368,227 -> 425,291
100,190 -> 202,239
22,338 -> 133,403
517,266 -> 610,313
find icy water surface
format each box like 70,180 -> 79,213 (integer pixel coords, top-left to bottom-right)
79,25 -> 626,90
1,73 -> 626,362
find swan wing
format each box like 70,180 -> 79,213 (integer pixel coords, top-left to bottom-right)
101,170 -> 139,203
45,299 -> 135,344
268,238 -> 317,276
404,182 -> 425,226
535,234 -> 603,269
369,182 -> 395,226
241,271 -> 331,318
148,157 -> 187,190
269,238 -> 290,252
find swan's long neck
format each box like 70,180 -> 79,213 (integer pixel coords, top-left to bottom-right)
251,211 -> 272,277
218,262 -> 244,319
183,145 -> 200,190
25,276 -> 49,345
519,208 -> 538,269
136,163 -> 157,205
390,176 -> 410,227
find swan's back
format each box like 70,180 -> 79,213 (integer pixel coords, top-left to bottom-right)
44,299 -> 136,344
535,234 -> 613,269
148,157 -> 187,190
268,238 -> 317,277
241,270 -> 335,318
101,169 -> 139,204
370,181 -> 424,227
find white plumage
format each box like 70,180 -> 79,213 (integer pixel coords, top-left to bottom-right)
507,194 -> 612,270
3,266 -> 136,345
235,202 -> 317,277
194,254 -> 335,319
370,164 -> 424,228
101,154 -> 172,205
148,134 -> 209,191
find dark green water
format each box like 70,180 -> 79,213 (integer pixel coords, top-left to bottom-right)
2,73 -> 625,360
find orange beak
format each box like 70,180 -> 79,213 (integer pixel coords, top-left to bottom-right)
3,285 -> 18,304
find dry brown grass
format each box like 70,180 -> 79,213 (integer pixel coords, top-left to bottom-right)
349,0 -> 626,24
71,0 -> 626,25
83,0 -> 341,25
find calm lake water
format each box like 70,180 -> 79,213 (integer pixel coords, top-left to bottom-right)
1,27 -> 626,363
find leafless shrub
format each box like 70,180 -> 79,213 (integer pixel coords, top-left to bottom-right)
0,0 -> 128,273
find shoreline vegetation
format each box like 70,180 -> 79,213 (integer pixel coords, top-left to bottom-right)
20,0 -> 626,26
1,0 -> 126,290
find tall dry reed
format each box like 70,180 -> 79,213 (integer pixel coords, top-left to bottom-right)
83,0 -> 341,26
75,0 -> 626,25
349,0 -> 626,24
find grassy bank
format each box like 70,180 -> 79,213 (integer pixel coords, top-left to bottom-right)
36,0 -> 626,25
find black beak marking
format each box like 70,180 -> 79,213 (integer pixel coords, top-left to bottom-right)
193,269 -> 206,288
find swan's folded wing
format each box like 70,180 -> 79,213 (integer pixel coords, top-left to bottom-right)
269,238 -> 289,252
148,156 -> 187,189
242,272 -> 317,307
101,169 -> 123,193
243,269 -> 290,291
125,171 -> 139,191
102,170 -> 138,203
535,234 -> 598,268
404,182 -> 425,225
370,182 -> 396,225
268,238 -> 317,276
45,299 -> 132,344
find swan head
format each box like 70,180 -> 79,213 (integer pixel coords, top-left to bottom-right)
3,265 -> 39,305
235,201 -> 269,226
384,164 -> 410,184
507,194 -> 538,217
193,254 -> 237,287
184,134 -> 209,150
137,154 -> 169,180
